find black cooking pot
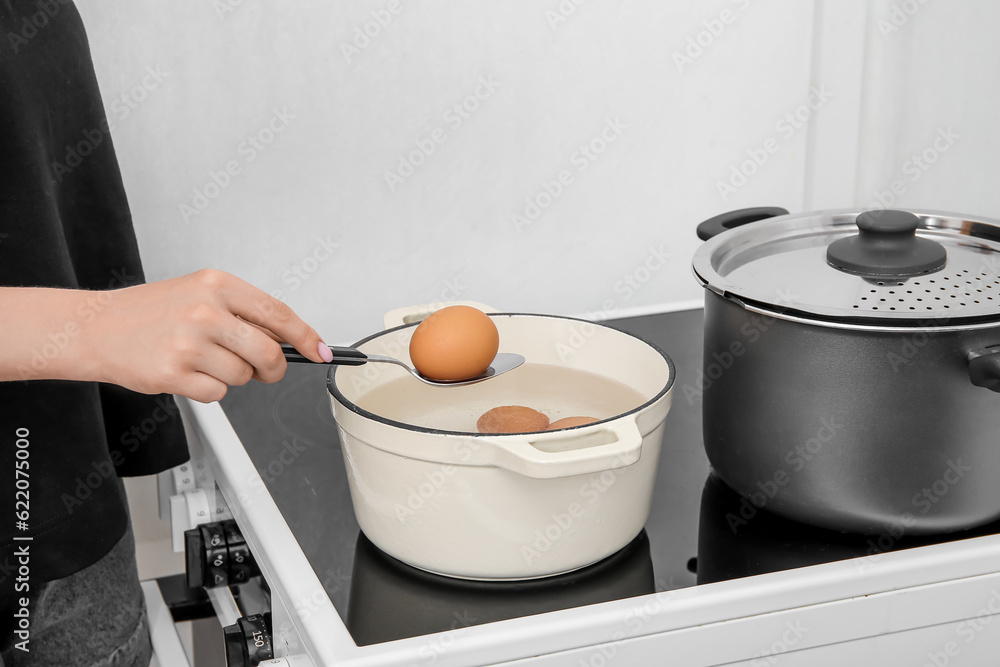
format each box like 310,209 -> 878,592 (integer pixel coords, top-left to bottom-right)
692,208 -> 1000,535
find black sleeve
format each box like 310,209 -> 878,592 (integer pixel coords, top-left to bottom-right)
0,0 -> 189,478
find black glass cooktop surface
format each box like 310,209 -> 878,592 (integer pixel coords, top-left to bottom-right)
220,307 -> 1000,646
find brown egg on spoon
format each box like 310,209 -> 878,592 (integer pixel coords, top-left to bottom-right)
409,305 -> 500,381
285,304 -> 521,387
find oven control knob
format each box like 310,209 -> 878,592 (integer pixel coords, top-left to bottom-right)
223,519 -> 257,584
184,519 -> 260,589
224,613 -> 273,667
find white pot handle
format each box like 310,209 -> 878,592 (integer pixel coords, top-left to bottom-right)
382,301 -> 500,330
482,418 -> 644,479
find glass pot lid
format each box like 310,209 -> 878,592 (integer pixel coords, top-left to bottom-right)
692,209 -> 1000,325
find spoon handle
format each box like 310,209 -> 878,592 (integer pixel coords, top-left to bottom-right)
280,343 -> 368,366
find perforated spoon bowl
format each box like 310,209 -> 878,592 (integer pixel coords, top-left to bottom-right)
281,344 -> 525,387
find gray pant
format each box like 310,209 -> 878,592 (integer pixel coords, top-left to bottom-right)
1,523 -> 151,667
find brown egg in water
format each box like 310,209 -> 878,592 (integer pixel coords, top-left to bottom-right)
547,416 -> 599,430
477,405 -> 550,434
408,306 -> 500,381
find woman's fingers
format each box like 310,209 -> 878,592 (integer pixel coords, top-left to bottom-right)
217,318 -> 288,384
198,344 -> 261,387
202,270 -> 326,364
182,372 -> 231,404
237,317 -> 285,343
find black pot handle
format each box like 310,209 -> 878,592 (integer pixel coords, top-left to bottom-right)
280,343 -> 368,365
696,207 -> 790,241
969,346 -> 1000,393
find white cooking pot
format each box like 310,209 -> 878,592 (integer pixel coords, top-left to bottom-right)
327,308 -> 675,580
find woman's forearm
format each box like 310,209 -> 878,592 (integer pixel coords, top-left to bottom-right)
0,286 -> 104,383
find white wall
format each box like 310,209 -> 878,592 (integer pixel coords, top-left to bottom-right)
853,1 -> 1000,217
75,0 -> 1000,345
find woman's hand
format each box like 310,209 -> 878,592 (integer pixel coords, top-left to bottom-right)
0,269 -> 331,403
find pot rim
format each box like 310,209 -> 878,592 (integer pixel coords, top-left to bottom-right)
326,312 -> 676,437
693,207 -> 1000,328
707,291 -> 1000,333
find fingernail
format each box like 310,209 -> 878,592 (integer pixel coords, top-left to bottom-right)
318,341 -> 334,363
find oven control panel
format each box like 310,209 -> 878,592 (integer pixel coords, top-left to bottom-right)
162,411 -> 316,665
184,519 -> 260,589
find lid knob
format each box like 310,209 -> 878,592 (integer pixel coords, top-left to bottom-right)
826,210 -> 947,277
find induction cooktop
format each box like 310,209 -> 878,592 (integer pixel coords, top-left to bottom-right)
218,307 -> 1000,646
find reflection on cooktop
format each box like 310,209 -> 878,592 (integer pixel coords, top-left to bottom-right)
346,530 -> 655,646
697,473 -> 1000,585
267,367 -> 339,448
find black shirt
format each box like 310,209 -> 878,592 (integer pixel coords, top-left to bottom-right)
0,1 -> 189,587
